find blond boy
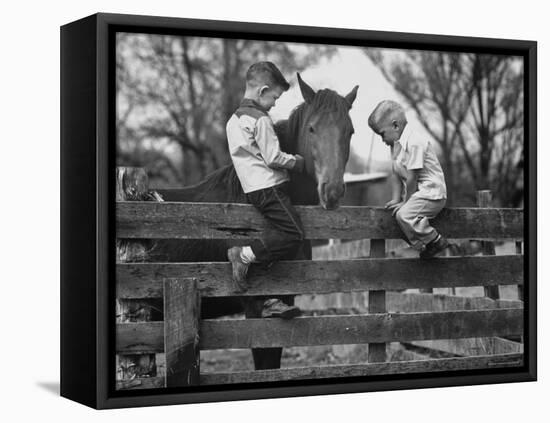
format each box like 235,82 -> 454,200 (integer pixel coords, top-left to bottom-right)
368,100 -> 449,258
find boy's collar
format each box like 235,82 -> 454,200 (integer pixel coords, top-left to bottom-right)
398,124 -> 412,151
240,98 -> 269,114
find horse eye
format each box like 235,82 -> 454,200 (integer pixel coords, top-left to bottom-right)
309,126 -> 315,133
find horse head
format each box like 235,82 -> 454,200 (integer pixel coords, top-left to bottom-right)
295,73 -> 358,210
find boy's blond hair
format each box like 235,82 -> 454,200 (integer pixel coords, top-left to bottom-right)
368,100 -> 407,133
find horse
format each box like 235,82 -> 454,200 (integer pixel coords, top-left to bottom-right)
153,73 -> 359,370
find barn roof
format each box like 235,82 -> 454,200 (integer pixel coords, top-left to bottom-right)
344,172 -> 389,185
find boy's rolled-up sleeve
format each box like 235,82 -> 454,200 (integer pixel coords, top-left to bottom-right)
405,142 -> 425,170
255,116 -> 296,169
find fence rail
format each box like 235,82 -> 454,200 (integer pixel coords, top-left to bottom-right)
116,308 -> 523,353
116,255 -> 523,298
199,353 -> 524,385
116,352 -> 524,389
117,201 -> 523,240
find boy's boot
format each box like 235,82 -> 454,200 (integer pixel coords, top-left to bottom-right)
420,235 -> 450,259
261,299 -> 301,319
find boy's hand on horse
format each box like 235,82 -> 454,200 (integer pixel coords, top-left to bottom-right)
293,154 -> 305,172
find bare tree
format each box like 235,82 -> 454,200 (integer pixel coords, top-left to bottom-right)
117,33 -> 336,186
365,49 -> 523,206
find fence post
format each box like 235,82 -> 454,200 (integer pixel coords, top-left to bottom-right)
164,278 -> 201,387
516,242 -> 523,301
115,167 -> 164,387
368,239 -> 386,362
477,190 -> 499,300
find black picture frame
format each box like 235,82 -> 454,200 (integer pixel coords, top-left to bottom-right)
60,12 -> 537,409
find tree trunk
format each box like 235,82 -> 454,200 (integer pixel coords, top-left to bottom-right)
116,167 -> 165,389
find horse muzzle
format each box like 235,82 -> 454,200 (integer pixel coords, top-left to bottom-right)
319,181 -> 345,210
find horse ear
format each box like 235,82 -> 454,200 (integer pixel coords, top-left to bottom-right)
345,85 -> 359,108
297,73 -> 316,103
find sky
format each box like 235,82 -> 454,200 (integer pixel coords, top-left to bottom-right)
270,45 -> 432,165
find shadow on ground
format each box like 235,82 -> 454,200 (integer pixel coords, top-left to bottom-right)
36,382 -> 60,396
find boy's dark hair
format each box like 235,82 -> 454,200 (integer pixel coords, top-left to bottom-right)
246,62 -> 290,91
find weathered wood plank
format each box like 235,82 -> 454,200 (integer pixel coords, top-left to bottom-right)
116,255 -> 524,298
116,202 -> 524,240
368,239 -> 386,363
200,309 -> 523,349
387,292 -> 524,313
410,337 -> 523,357
116,376 -> 165,390
199,353 -> 523,385
116,308 -> 523,353
163,278 -> 200,387
117,322 -> 164,353
298,294 -> 523,318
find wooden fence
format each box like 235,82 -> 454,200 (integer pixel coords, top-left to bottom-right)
115,167 -> 524,389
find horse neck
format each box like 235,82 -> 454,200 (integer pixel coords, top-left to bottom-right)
275,108 -> 308,156
274,116 -> 319,206
274,119 -> 294,154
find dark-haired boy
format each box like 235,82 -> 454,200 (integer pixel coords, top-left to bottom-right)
225,62 -> 305,318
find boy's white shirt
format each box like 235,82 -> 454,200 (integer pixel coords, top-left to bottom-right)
226,109 -> 296,194
392,124 -> 447,201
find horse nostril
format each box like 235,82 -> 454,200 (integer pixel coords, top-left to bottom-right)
319,182 -> 328,205
326,201 -> 339,211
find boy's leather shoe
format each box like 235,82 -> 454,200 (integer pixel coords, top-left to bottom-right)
261,299 -> 301,319
420,236 -> 450,259
227,247 -> 249,291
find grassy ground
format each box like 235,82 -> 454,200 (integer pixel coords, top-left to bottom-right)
200,343 -> 437,373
